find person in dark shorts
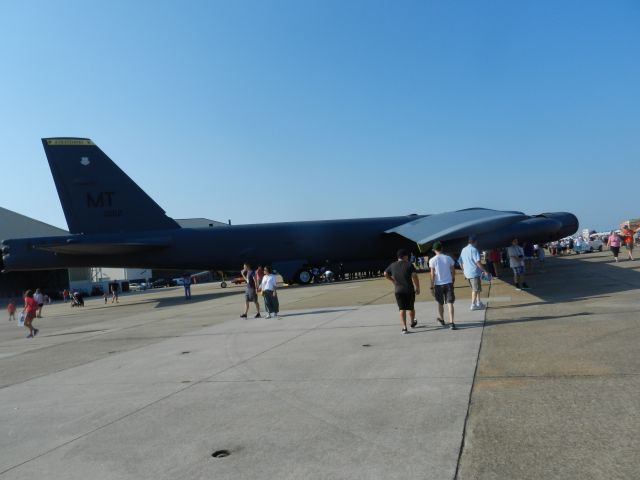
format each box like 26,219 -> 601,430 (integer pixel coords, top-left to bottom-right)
428,242 -> 457,330
240,263 -> 261,318
384,249 -> 420,334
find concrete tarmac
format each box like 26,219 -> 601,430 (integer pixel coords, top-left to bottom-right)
1,252 -> 639,479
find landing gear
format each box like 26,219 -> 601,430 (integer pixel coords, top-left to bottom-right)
296,270 -> 312,285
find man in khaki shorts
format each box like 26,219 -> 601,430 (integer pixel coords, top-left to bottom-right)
428,242 -> 457,330
458,235 -> 491,310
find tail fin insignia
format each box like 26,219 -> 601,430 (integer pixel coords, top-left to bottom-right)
42,138 -> 181,234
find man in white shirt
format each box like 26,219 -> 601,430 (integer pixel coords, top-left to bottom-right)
507,238 -> 529,290
428,242 -> 457,330
458,235 -> 491,311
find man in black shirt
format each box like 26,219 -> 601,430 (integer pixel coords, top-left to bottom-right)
384,249 -> 421,334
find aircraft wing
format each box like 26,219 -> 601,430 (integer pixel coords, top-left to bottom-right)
33,238 -> 172,256
386,208 -> 578,252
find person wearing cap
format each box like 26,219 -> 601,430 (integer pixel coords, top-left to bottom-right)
507,238 -> 529,290
428,241 -> 457,330
458,235 -> 490,311
384,248 -> 420,334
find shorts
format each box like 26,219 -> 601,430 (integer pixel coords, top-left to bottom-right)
512,266 -> 525,276
611,246 -> 620,256
468,277 -> 482,293
38,303 -> 44,307
625,243 -> 634,251
245,289 -> 258,302
394,292 -> 416,311
433,283 -> 455,305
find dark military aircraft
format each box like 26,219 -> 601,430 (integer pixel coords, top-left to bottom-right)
1,138 -> 578,284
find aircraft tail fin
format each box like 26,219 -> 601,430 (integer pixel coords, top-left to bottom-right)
42,138 -> 181,234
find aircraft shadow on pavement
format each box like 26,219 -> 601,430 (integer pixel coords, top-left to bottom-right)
122,290 -> 243,308
278,308 -> 357,317
493,253 -> 640,306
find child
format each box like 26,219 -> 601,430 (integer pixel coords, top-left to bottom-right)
7,300 -> 16,321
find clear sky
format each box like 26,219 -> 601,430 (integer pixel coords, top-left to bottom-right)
1,0 -> 638,232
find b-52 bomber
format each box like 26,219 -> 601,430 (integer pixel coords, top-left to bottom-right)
1,138 -> 578,284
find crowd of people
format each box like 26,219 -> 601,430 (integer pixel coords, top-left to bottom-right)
384,236 -> 542,334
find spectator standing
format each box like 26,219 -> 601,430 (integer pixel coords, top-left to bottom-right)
7,300 -> 16,321
507,238 -> 529,290
259,266 -> 279,318
255,266 -> 265,289
458,235 -> 490,310
62,289 -> 69,303
182,274 -> 192,300
384,248 -> 420,334
428,242 -> 456,330
523,241 -> 535,270
607,231 -> 622,262
33,288 -> 45,318
240,263 -> 261,318
488,249 -> 501,278
22,290 -> 39,338
537,244 -> 546,269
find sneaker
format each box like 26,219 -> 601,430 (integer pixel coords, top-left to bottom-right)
449,323 -> 457,330
240,314 -> 247,318
254,313 -> 261,318
437,318 -> 446,326
401,328 -> 409,334
265,314 -> 272,318
410,319 -> 418,328
476,302 -> 486,309
515,283 -> 522,290
521,283 -> 530,289
26,334 -> 33,338
33,328 -> 39,336
470,304 -> 481,311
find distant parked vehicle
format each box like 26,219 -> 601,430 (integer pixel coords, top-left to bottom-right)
129,282 -> 146,291
152,278 -> 177,288
588,236 -> 603,252
220,276 -> 245,288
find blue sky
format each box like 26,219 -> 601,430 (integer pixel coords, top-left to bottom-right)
1,0 -> 638,232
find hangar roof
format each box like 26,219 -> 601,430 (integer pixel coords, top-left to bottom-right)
0,207 -> 68,240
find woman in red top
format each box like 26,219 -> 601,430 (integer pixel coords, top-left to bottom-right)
22,290 -> 39,338
621,225 -> 638,261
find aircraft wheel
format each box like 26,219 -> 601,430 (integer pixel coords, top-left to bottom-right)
220,281 -> 227,288
297,270 -> 312,285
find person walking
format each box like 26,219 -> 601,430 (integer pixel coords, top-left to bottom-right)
384,248 -> 420,334
507,238 -> 529,290
607,231 -> 622,262
621,225 -> 638,261
22,290 -> 39,338
240,263 -> 261,318
428,241 -> 456,330
458,235 -> 491,311
259,266 -> 279,318
111,285 -> 119,303
7,300 -> 16,321
34,288 -> 45,318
